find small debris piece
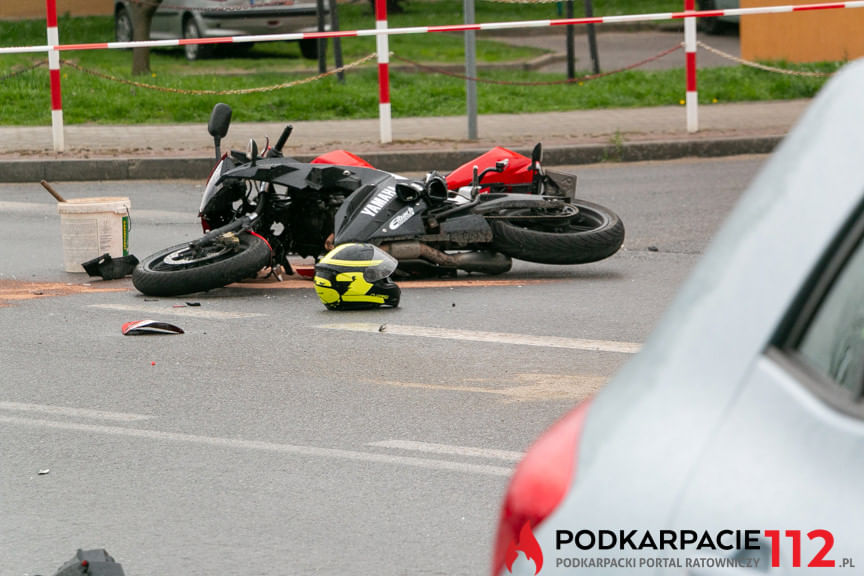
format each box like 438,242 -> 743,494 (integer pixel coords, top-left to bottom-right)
647,246 -> 659,252
122,320 -> 185,335
38,469 -> 50,475
185,302 -> 201,307
81,253 -> 139,280
378,324 -> 387,332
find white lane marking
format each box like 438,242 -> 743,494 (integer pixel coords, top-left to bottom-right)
88,303 -> 263,320
0,401 -> 152,422
0,416 -> 512,477
0,201 -> 192,223
368,440 -> 524,462
371,373 -> 606,402
317,323 -> 642,354
0,201 -> 56,215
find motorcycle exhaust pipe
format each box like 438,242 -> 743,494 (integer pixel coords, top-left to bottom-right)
384,242 -> 512,275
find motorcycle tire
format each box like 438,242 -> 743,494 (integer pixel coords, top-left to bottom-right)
132,233 -> 271,297
489,199 -> 625,265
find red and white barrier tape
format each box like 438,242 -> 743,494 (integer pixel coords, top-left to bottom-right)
4,2 -> 864,56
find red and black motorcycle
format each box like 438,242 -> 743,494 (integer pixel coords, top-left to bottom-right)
131,104 -> 625,297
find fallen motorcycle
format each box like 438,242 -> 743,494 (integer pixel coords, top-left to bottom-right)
131,104 -> 625,297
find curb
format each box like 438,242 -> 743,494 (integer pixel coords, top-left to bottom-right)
0,136 -> 781,183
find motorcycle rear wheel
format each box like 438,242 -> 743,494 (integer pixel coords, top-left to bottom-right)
132,233 -> 271,297
489,199 -> 624,265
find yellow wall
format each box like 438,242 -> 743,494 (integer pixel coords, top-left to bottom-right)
0,0 -> 112,20
741,0 -> 864,63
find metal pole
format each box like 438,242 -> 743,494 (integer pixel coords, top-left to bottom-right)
376,0 -> 392,143
316,0 -> 327,74
584,0 -> 599,74
46,0 -> 64,152
566,0 -> 575,79
464,0 -> 478,140
330,0 -> 344,83
684,0 -> 698,132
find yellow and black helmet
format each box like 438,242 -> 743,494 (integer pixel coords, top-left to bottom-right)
313,243 -> 401,310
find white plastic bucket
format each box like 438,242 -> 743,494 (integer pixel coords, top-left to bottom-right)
57,197 -> 131,273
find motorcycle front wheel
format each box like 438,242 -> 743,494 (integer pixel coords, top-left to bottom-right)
489,199 -> 625,265
132,233 -> 271,297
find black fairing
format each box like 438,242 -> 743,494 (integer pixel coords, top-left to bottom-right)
218,158 -> 391,195
333,178 -> 430,244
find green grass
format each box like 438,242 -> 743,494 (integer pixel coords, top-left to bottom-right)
0,1 -> 844,126
0,63 -> 839,125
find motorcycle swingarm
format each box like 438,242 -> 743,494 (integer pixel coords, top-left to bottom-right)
470,193 -> 568,215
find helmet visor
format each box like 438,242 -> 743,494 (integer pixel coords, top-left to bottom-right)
364,245 -> 398,283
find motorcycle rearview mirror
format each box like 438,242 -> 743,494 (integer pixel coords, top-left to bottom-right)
530,142 -> 545,194
529,143 -> 543,174
208,103 -> 232,160
247,138 -> 259,166
274,124 -> 293,154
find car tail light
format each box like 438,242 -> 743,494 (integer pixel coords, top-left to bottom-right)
491,399 -> 592,576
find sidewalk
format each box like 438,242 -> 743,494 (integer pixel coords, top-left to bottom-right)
0,100 -> 808,182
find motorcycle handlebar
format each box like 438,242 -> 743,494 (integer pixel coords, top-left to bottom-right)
274,125 -> 293,153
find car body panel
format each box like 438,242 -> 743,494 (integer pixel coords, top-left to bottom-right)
699,0 -> 739,24
505,58 -> 864,575
116,0 -> 327,41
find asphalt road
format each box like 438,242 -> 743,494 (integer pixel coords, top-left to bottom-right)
0,155 -> 763,576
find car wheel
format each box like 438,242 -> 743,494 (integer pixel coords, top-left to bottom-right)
183,17 -> 211,61
298,38 -> 319,60
115,6 -> 134,43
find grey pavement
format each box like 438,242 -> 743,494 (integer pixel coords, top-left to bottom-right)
0,29 -> 808,182
0,99 -> 807,182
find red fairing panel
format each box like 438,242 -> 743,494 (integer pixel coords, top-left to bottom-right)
311,150 -> 375,168
446,147 -> 534,191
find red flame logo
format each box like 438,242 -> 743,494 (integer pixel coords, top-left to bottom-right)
505,522 -> 543,575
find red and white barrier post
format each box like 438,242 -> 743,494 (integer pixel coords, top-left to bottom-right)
375,0 -> 392,144
684,0 -> 698,133
46,0 -> 64,152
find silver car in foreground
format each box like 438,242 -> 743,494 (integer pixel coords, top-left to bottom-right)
493,58 -> 864,575
114,0 -> 328,61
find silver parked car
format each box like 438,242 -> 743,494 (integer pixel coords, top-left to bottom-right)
114,0 -> 329,61
492,58 -> 864,576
